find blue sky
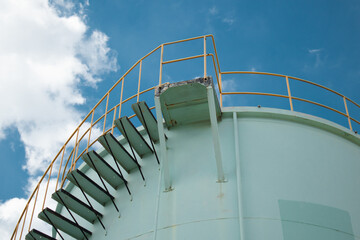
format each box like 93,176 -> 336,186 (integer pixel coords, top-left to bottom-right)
0,0 -> 359,237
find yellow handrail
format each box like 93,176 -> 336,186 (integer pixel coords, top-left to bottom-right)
11,35 -> 360,240
221,71 -> 360,130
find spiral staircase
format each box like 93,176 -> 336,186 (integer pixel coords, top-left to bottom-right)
26,101 -> 161,240
12,35 -> 360,240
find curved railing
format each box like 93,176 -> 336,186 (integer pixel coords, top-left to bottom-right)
221,71 -> 360,131
11,35 -> 360,239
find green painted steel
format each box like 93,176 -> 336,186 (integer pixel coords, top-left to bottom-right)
157,78 -> 221,127
115,117 -> 153,157
55,105 -> 360,239
26,229 -> 55,240
51,189 -> 102,223
225,107 -> 360,240
98,133 -> 138,173
82,151 -> 125,189
154,96 -> 171,191
279,200 -> 354,240
39,208 -> 91,240
132,101 -> 160,142
67,169 -> 113,206
207,85 -> 225,182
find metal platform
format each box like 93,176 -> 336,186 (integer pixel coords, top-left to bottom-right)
155,77 -> 221,127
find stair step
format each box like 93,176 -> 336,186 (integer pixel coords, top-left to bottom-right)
26,229 -> 55,240
82,150 -> 126,189
115,117 -> 153,157
38,208 -> 91,240
52,189 -> 102,223
98,133 -> 138,173
67,169 -> 114,206
132,101 -> 159,142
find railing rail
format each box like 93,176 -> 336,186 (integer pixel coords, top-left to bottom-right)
221,71 -> 360,129
11,35 -> 360,239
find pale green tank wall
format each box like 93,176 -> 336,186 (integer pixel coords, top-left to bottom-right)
224,107 -> 360,240
59,107 -> 360,240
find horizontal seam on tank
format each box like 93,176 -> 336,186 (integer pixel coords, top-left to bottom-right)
161,216 -> 238,230
122,217 -> 238,240
123,230 -> 153,240
244,216 -> 360,239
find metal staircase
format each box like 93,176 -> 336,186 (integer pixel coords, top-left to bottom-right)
12,34 -> 356,240
25,101 -> 160,240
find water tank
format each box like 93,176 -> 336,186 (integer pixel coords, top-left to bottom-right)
14,35 -> 359,240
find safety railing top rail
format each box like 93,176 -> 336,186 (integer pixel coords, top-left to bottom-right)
220,71 -> 360,131
11,35 -> 360,240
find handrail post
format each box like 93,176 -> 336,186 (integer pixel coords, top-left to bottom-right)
42,163 -> 53,210
118,78 -> 125,118
137,60 -> 142,102
285,76 -> 294,111
111,105 -> 118,134
74,138 -> 81,168
12,226 -> 18,240
210,35 -> 221,73
343,96 -> 353,131
204,36 -> 207,78
28,186 -> 39,231
55,147 -> 66,190
159,44 -> 164,86
18,205 -> 28,240
103,93 -> 110,133
219,73 -> 223,107
87,110 -> 95,152
71,129 -> 80,170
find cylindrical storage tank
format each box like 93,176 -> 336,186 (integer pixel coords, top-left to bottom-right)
16,36 -> 360,240
53,79 -> 360,240
222,107 -> 360,240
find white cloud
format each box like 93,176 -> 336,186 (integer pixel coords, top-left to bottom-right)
307,48 -> 323,68
50,0 -> 89,18
213,78 -> 238,105
0,198 -> 28,238
51,0 -> 75,11
0,0 -> 117,174
0,177 -> 58,239
222,17 -> 235,25
308,48 -> 322,54
222,78 -> 237,91
10,142 -> 16,152
0,0 -> 117,237
209,6 -> 218,15
78,30 -> 119,84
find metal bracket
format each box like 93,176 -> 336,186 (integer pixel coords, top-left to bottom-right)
233,112 -> 245,239
207,86 -> 226,182
155,96 -> 172,191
